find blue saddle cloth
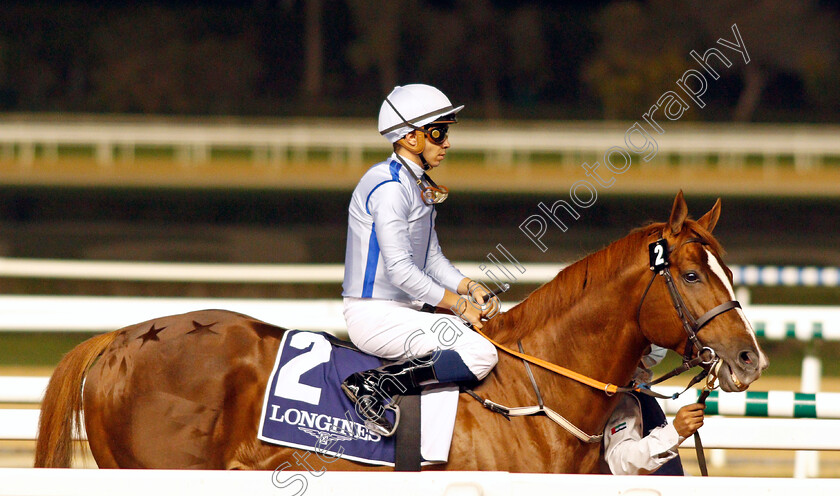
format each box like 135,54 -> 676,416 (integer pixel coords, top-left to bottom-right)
258,330 -> 399,466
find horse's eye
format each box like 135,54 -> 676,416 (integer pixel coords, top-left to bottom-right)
683,271 -> 700,283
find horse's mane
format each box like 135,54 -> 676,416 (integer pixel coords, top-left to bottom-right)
485,217 -> 723,344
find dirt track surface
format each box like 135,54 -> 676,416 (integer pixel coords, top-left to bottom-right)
3,157 -> 840,196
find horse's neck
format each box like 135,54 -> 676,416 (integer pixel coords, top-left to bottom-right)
482,242 -> 651,427
490,243 -> 647,357
492,283 -> 645,385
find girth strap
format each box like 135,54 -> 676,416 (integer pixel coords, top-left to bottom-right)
463,389 -> 604,444
394,395 -> 422,471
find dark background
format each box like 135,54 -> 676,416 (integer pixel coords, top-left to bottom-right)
2,186 -> 839,266
1,1 -> 839,122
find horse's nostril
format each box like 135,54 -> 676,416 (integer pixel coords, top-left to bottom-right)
739,351 -> 754,366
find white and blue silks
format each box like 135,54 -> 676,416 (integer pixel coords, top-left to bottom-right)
341,154 -> 498,381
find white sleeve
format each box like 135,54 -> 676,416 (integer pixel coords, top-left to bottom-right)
424,225 -> 466,293
368,182 -> 447,306
603,395 -> 682,475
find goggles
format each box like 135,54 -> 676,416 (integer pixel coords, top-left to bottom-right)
423,124 -> 449,146
419,176 -> 449,205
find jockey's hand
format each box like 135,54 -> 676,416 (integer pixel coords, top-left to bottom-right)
463,280 -> 501,320
441,287 -> 484,329
456,298 -> 484,329
673,403 -> 705,438
466,280 -> 490,305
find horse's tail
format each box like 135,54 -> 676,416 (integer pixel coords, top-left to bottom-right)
34,331 -> 120,467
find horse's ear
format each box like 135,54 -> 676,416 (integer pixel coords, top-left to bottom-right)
668,190 -> 688,235
697,198 -> 722,233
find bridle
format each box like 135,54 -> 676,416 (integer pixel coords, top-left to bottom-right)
635,236 -> 742,390
634,234 -> 743,476
466,232 -> 745,449
472,235 -> 743,397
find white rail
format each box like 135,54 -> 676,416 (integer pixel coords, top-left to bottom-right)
2,258 -> 839,287
0,376 -> 49,403
655,387 -> 840,419
0,295 -> 836,341
0,258 -> 564,284
5,379 -> 839,419
2,407 -> 840,451
1,118 -> 839,169
0,469 -> 837,496
0,296 -> 346,333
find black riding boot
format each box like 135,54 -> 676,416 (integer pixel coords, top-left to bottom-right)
341,353 -> 438,437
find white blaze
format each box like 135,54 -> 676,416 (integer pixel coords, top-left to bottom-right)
704,248 -> 768,369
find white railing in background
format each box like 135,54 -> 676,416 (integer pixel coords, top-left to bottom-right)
4,378 -> 839,419
1,118 -> 839,169
2,387 -> 840,450
2,407 -> 840,450
1,469 -> 838,496
1,258 -> 839,287
0,258 -> 565,284
0,295 -> 836,340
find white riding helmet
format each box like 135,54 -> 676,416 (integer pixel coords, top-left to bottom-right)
378,84 -> 464,144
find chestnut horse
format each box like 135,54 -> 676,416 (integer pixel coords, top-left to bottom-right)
35,192 -> 767,472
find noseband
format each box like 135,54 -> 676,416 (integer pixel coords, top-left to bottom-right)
638,237 -> 741,374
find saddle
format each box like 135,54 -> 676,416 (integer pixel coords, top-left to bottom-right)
258,330 -> 455,471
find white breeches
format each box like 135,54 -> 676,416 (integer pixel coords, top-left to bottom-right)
342,297 -> 498,380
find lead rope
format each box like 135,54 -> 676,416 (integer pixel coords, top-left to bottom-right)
694,359 -> 721,476
695,389 -> 710,476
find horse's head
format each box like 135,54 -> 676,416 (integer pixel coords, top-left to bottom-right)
638,191 -> 768,392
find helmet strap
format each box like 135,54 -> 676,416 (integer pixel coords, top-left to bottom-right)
418,153 -> 430,170
386,95 -> 429,161
396,130 -> 432,170
394,153 -> 448,204
396,131 -> 426,156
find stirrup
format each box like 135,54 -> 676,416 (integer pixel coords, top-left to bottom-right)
341,379 -> 401,437
363,402 -> 400,437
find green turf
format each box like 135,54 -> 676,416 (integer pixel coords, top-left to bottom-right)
0,332 -> 99,367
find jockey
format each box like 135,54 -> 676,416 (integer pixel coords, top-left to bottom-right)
602,345 -> 706,475
340,84 -> 499,436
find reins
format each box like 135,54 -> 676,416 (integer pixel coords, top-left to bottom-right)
471,325 -> 627,395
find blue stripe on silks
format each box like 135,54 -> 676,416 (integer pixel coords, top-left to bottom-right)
389,159 -> 401,180
430,349 -> 477,383
365,181 -> 395,215
364,161 -> 402,215
362,224 -> 380,297
361,161 -> 402,296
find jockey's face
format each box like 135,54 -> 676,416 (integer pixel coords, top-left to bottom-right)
420,130 -> 450,168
